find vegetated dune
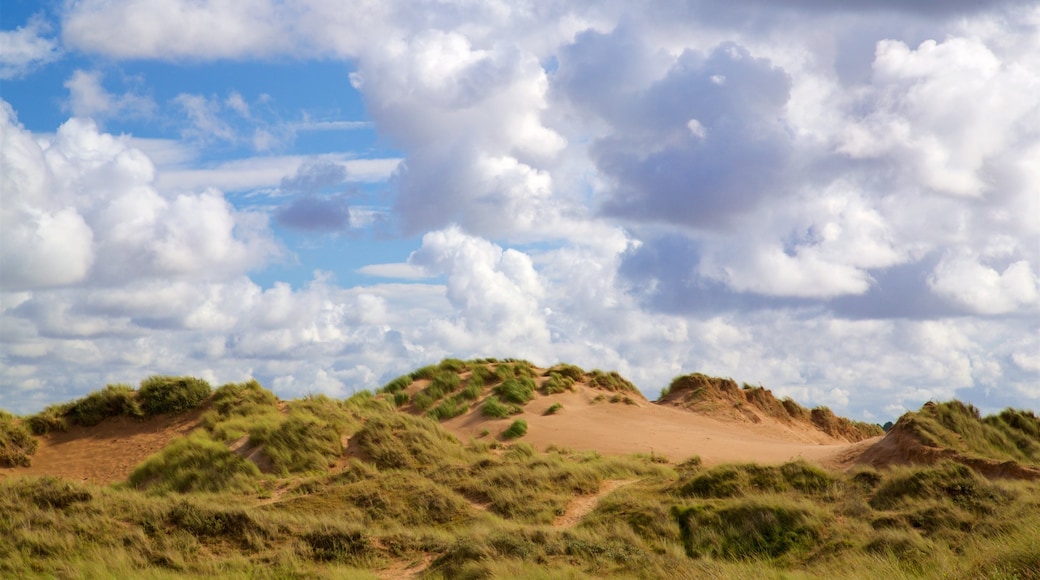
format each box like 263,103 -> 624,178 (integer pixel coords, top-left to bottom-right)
386,360 -> 870,469
656,373 -> 883,443
0,408 -> 205,485
2,363 -> 1040,579
854,400 -> 1040,480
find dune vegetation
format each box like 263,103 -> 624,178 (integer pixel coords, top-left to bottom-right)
1,360 -> 1038,578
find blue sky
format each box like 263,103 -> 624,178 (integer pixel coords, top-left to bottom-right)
2,0 -> 1038,420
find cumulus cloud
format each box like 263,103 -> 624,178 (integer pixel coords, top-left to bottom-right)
2,0 -> 1036,420
408,227 -> 551,354
0,100 -> 280,292
0,16 -> 61,79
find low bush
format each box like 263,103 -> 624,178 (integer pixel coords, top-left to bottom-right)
138,376 -> 211,415
544,403 -> 563,416
502,420 -> 528,440
0,411 -> 38,467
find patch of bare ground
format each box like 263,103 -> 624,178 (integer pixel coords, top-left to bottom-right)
553,479 -> 637,529
377,552 -> 434,580
443,384 -> 857,467
0,407 -> 205,485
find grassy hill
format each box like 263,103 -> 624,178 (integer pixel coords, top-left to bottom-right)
1,361 -> 1038,578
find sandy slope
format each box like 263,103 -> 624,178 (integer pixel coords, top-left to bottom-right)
443,386 -> 865,468
0,409 -> 205,485
2,385 -> 868,485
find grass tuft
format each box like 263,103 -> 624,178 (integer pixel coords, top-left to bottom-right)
0,411 -> 38,467
138,376 -> 211,415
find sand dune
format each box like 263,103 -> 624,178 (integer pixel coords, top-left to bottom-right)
3,380 -> 872,485
444,386 -> 865,468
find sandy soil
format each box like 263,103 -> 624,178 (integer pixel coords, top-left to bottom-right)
2,384 -> 870,485
0,409 -> 205,485
444,386 -> 862,468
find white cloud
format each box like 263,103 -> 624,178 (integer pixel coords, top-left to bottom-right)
0,16 -> 61,79
839,37 -> 1038,198
408,227 -> 551,354
0,99 -> 280,292
64,70 -> 156,120
155,154 -> 401,194
929,250 -> 1039,314
2,1 -> 1036,421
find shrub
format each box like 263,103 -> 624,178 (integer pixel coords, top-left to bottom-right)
544,403 -> 563,416
0,411 -> 38,467
502,420 -> 528,440
138,376 -> 211,415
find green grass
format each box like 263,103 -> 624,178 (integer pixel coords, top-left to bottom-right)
502,419 -> 528,440
494,377 -> 536,405
899,401 -> 1040,465
0,410 -> 38,467
544,403 -> 564,415
3,375 -> 1040,580
138,376 -> 212,415
481,396 -> 521,418
129,431 -> 261,493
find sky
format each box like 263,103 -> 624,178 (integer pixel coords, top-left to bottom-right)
1,0 -> 1038,421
